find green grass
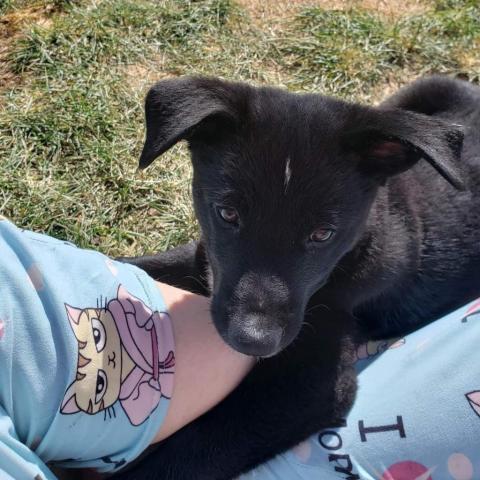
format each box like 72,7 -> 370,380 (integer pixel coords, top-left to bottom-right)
0,0 -> 479,256
277,1 -> 480,97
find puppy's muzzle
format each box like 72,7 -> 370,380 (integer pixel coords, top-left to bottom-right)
226,272 -> 292,357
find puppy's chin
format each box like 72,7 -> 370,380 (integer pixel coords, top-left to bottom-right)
219,330 -> 287,358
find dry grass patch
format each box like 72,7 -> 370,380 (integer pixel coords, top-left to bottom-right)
238,0 -> 429,26
1,3 -> 55,35
238,0 -> 313,24
353,0 -> 429,16
454,39 -> 480,81
0,3 -> 55,91
366,71 -> 419,104
123,56 -> 172,96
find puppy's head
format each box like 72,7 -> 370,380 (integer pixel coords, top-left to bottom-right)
140,76 -> 464,357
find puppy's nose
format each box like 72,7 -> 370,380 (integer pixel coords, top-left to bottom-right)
224,272 -> 291,356
227,313 -> 284,357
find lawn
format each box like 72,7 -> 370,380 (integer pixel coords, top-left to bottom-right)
0,0 -> 479,256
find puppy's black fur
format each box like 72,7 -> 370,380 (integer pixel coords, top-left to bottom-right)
116,76 -> 480,480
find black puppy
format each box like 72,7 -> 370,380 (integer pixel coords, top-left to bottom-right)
116,76 -> 480,479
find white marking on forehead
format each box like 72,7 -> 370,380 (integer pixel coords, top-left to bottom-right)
284,157 -> 292,194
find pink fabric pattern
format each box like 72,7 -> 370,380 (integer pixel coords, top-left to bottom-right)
109,286 -> 175,425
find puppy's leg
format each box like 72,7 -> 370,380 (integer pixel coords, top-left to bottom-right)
113,310 -> 357,480
118,241 -> 209,296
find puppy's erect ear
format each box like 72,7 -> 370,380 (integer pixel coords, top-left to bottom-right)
343,108 -> 465,190
139,76 -> 245,169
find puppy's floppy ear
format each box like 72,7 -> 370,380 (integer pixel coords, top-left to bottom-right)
139,76 -> 245,169
343,108 -> 465,190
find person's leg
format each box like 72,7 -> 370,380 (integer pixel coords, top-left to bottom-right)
238,296 -> 480,480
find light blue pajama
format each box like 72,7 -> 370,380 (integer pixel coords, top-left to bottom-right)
240,297 -> 480,480
0,218 -> 175,479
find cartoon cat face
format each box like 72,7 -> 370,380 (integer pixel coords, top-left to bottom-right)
61,306 -> 123,415
60,285 -> 175,425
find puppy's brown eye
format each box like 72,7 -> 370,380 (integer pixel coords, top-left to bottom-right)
310,228 -> 335,243
217,206 -> 239,225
